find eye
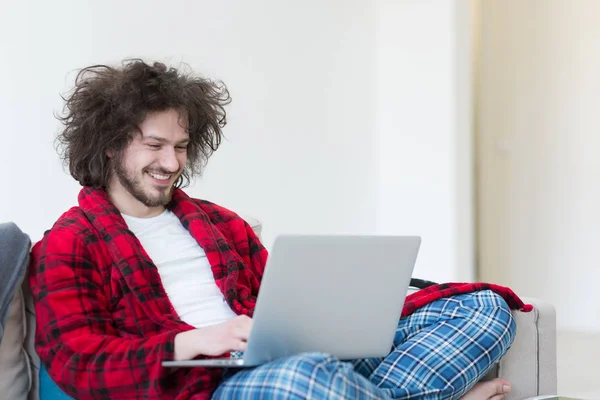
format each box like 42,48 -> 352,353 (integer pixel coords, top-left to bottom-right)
176,145 -> 188,151
148,144 -> 161,149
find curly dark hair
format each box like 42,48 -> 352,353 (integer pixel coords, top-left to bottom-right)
55,59 -> 231,188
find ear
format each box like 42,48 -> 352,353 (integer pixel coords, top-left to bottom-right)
106,150 -> 113,158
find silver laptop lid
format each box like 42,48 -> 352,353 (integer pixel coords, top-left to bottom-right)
242,235 -> 421,366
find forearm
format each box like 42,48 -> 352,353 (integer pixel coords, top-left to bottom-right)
174,329 -> 202,361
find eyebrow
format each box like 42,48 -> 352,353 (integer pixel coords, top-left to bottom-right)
144,135 -> 189,145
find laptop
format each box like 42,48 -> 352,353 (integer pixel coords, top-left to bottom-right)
162,234 -> 421,368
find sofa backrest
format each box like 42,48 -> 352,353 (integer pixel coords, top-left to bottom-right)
0,287 -> 32,399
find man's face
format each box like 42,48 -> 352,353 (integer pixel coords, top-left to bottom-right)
112,109 -> 189,209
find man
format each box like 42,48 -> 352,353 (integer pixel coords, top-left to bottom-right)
31,59 -> 518,400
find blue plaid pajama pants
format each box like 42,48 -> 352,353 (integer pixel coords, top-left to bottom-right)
212,290 -> 517,400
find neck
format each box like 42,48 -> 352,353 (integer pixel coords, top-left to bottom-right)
106,180 -> 165,218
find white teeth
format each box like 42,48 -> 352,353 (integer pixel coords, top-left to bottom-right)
148,172 -> 170,180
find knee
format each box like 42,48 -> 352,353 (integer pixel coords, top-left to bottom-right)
246,353 -> 375,399
469,290 -> 517,354
277,352 -> 348,376
273,352 -> 353,387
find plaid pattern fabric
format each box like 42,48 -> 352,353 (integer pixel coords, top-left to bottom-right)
213,353 -> 382,400
30,187 -> 267,400
402,282 -> 533,317
213,290 -> 516,400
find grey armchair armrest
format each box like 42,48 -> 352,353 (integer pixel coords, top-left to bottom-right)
497,297 -> 557,400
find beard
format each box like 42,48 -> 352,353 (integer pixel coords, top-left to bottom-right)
113,158 -> 176,208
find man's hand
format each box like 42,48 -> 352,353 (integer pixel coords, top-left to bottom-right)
173,315 -> 253,361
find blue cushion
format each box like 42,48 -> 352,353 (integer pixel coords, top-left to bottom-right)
39,364 -> 74,400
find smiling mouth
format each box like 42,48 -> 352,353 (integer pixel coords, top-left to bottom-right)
146,171 -> 174,184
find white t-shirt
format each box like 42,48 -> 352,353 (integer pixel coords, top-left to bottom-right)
121,209 -> 237,328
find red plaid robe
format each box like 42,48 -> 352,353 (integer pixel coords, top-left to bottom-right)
30,187 -> 267,399
30,187 -> 531,400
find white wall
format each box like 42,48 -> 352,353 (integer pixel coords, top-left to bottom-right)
374,0 -> 475,282
1,1 -> 473,283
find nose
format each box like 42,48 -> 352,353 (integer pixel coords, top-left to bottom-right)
159,147 -> 180,173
